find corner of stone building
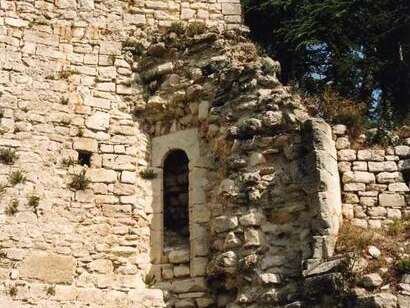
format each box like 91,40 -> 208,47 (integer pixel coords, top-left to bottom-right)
302,118 -> 343,270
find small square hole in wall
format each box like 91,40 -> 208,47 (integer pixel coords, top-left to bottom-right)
77,151 -> 91,167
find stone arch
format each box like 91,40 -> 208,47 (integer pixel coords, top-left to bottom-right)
150,129 -> 210,279
162,149 -> 190,251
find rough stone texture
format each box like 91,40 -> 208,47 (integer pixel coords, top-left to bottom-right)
303,119 -> 342,262
3,0 -> 400,307
0,0 -> 244,306
334,125 -> 410,230
19,251 -> 76,284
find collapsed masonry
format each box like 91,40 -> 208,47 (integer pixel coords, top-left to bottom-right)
126,26 -> 342,307
1,1 -> 409,307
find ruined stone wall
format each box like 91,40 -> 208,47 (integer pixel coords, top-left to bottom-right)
0,1 -> 349,307
126,23 -> 342,306
334,125 -> 410,229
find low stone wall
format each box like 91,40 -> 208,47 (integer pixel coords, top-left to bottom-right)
333,125 -> 410,228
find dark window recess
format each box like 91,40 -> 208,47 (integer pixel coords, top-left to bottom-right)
163,149 -> 190,251
403,169 -> 410,186
77,151 -> 91,167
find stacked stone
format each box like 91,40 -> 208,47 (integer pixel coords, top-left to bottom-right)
334,125 -> 410,229
131,24 -> 341,307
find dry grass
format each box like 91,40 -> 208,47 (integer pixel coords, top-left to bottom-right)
335,221 -> 410,290
303,87 -> 367,141
0,148 -> 18,164
69,170 -> 90,190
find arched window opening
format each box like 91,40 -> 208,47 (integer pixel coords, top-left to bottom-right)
163,150 -> 190,252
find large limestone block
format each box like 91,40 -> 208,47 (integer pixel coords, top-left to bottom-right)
212,215 -> 238,233
358,149 -> 385,161
376,172 -> 403,184
338,149 -> 356,161
85,111 -> 110,131
20,251 -> 76,284
221,3 -> 242,15
368,161 -> 397,172
171,277 -> 207,293
379,193 -> 406,207
395,145 -> 410,157
86,168 -> 117,183
342,171 -> 375,184
169,249 -> 190,264
73,137 -> 98,153
88,259 -> 113,273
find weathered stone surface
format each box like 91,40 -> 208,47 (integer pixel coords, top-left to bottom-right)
379,193 -> 406,207
212,216 -> 238,233
85,111 -> 110,131
239,210 -> 264,226
333,124 -> 347,135
259,273 -> 281,284
20,251 -> 76,284
368,246 -> 381,259
86,168 -> 117,183
88,259 -> 113,273
171,278 -> 207,293
376,172 -> 403,184
169,249 -> 190,264
358,150 -> 385,161
357,292 -> 397,308
368,161 -> 397,172
398,295 -> 410,308
338,149 -> 356,161
361,273 -> 383,288
342,171 -> 375,184
73,138 -> 98,152
395,145 -> 410,157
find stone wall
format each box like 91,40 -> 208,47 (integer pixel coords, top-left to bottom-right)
0,1 -> 352,307
303,119 -> 342,271
0,0 -> 243,306
334,125 -> 410,229
127,24 -> 343,307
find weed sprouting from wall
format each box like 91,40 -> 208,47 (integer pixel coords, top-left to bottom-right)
9,170 -> 26,185
139,168 -> 157,179
69,170 -> 90,190
0,148 -> 18,164
5,199 -> 19,216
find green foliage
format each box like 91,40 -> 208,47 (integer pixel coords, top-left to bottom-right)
46,285 -> 56,296
139,169 -> 157,180
304,87 -> 367,139
242,0 -> 410,121
9,170 -> 26,185
28,195 -> 40,208
396,258 -> 410,274
77,128 -> 84,137
186,21 -> 207,37
123,38 -> 145,56
0,148 -> 18,164
5,199 -> 18,216
69,170 -> 90,191
8,285 -> 17,297
169,22 -> 186,35
143,273 -> 156,288
0,184 -> 6,195
387,217 -> 410,236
